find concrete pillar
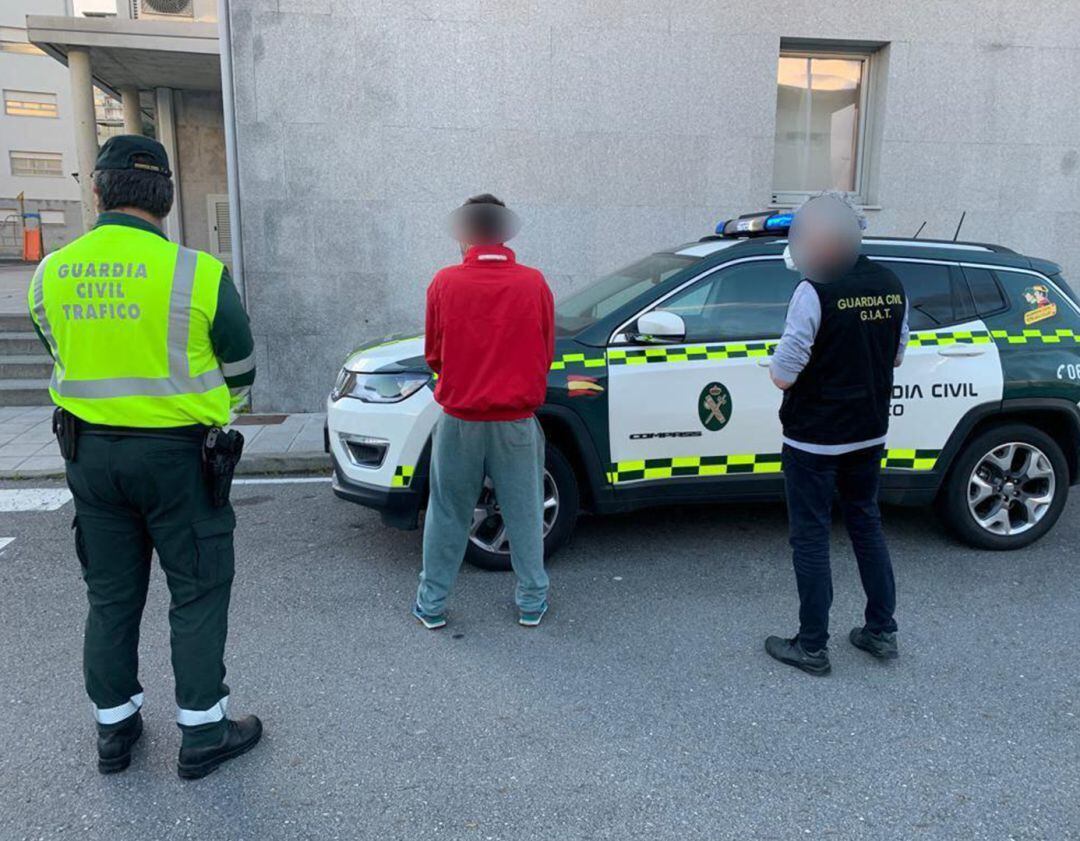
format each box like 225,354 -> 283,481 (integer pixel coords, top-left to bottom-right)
154,87 -> 184,243
119,86 -> 141,134
68,48 -> 99,232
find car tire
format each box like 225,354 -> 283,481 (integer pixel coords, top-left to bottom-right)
938,423 -> 1069,550
464,443 -> 580,572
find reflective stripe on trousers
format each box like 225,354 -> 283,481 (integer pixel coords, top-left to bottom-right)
93,692 -> 144,726
36,245 -> 226,399
177,695 -> 229,727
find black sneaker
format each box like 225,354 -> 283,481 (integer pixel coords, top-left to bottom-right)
765,635 -> 831,676
849,627 -> 899,660
177,715 -> 263,780
97,711 -> 143,774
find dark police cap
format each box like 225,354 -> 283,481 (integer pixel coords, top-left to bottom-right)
95,135 -> 172,178
447,193 -> 521,245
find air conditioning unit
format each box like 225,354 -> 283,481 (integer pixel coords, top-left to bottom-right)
132,0 -> 195,19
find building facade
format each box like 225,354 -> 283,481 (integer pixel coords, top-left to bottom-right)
159,3 -> 1080,410
26,0 -> 230,257
0,0 -> 84,257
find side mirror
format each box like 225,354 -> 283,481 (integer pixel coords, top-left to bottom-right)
633,310 -> 686,344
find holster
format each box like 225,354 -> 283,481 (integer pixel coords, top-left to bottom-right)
52,407 -> 78,462
202,427 -> 245,508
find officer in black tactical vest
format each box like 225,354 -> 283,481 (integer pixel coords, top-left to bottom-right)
765,193 -> 909,676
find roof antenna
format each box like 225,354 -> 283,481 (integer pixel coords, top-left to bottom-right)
952,211 -> 967,242
912,221 -> 927,239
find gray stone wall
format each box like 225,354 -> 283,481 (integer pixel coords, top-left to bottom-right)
228,0 -> 1080,412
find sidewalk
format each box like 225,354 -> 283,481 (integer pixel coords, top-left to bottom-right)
0,263 -> 34,315
0,407 -> 330,479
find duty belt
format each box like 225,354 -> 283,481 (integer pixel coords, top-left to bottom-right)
75,415 -> 207,441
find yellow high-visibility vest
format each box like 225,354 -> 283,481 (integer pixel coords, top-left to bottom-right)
29,223 -> 231,427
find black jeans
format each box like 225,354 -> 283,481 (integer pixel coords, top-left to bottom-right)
782,443 -> 897,651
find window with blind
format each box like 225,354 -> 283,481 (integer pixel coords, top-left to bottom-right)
10,151 -> 63,178
4,90 -> 58,118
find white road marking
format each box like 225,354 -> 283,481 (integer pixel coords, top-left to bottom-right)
233,477 -> 330,485
0,538 -> 13,552
0,488 -> 72,512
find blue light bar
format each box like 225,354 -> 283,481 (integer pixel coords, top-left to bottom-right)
765,212 -> 793,230
714,211 -> 793,239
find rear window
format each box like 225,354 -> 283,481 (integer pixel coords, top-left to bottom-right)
992,269 -> 1071,322
960,267 -> 1008,316
876,260 -> 975,330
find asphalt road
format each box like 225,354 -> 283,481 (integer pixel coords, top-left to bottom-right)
1,477 -> 1078,841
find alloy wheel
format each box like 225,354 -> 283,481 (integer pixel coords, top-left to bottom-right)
469,470 -> 559,555
967,441 -> 1055,536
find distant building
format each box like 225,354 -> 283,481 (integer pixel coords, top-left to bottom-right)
12,0 -> 232,408
0,0 -> 84,257
24,0 -> 229,263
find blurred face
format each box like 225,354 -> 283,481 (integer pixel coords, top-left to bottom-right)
788,197 -> 861,281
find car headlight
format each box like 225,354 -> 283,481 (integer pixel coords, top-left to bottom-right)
332,370 -> 431,403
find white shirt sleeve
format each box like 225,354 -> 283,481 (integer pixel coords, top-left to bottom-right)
769,280 -> 821,384
895,298 -> 911,366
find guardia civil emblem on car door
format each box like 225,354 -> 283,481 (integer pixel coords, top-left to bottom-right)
698,382 -> 732,431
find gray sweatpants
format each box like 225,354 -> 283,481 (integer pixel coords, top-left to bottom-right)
416,412 -> 550,615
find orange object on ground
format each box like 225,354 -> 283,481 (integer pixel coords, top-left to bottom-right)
23,228 -> 43,262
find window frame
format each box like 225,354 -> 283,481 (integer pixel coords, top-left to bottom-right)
3,89 -> 59,119
609,256 -> 796,345
9,150 -> 64,178
771,44 -> 883,207
959,265 -> 1011,319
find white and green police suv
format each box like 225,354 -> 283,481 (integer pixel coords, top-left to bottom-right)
327,212 -> 1080,570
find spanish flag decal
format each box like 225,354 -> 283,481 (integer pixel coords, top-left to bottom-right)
567,375 -> 604,397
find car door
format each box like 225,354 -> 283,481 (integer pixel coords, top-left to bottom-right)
606,257 -> 800,488
871,258 -> 1004,471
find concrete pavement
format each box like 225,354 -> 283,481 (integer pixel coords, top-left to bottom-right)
0,262 -> 33,315
0,405 -> 329,478
1,478 -> 1078,840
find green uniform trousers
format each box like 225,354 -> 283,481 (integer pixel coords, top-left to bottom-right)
65,431 -> 236,747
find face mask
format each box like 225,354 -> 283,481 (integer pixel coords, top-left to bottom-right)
783,245 -> 797,272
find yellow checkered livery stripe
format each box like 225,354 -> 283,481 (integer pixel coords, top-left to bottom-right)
391,465 -> 415,488
607,453 -> 783,483
907,329 -> 991,348
553,326 -> 1077,372
607,341 -> 776,366
910,327 -> 1080,347
880,449 -> 940,470
608,449 -> 941,483
988,327 -> 1080,345
550,351 -> 607,371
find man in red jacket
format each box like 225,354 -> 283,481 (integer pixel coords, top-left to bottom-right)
413,194 -> 555,629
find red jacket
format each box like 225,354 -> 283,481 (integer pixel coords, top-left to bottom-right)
425,245 -> 555,422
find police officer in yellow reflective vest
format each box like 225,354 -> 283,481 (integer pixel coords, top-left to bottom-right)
28,136 -> 262,779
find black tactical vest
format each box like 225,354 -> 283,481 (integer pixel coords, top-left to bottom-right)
779,256 -> 906,446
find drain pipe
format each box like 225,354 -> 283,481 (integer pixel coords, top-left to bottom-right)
217,0 -> 246,306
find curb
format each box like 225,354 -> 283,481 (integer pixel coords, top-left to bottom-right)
0,451 -> 331,481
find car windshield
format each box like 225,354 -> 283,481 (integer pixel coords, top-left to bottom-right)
555,253 -> 697,335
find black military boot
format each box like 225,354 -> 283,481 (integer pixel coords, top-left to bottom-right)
177,715 -> 263,780
97,711 -> 143,774
765,635 -> 831,676
849,626 -> 899,660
